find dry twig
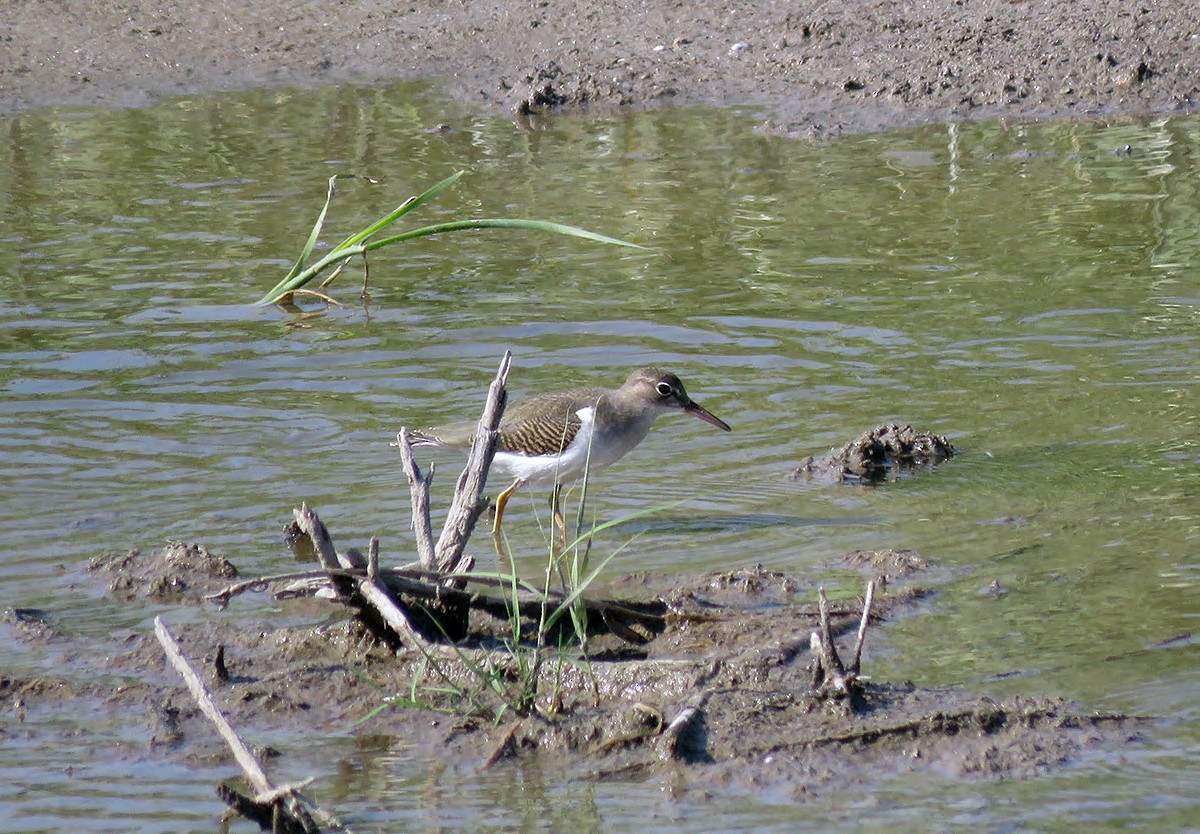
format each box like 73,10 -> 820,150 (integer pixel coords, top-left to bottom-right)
810,580 -> 878,698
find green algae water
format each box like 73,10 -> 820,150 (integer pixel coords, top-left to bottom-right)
1,82 -> 1198,831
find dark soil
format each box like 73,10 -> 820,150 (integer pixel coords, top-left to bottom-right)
3,0 -> 1198,135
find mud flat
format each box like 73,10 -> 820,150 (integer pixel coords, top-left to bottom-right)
3,0 -> 1198,134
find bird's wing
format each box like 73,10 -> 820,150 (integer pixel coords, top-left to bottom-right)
498,388 -> 603,456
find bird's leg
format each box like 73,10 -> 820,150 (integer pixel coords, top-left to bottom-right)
491,531 -> 513,563
548,483 -> 571,593
549,482 -> 567,545
491,478 -> 523,537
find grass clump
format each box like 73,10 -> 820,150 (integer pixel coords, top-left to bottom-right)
256,171 -> 646,306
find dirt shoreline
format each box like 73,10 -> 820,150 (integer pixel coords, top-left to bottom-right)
4,539 -> 1146,811
4,0 -> 1198,133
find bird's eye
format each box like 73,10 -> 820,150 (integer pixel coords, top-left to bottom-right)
655,381 -> 673,397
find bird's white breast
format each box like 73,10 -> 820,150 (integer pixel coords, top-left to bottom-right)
491,406 -> 598,487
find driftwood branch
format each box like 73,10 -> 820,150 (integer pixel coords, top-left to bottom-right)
434,351 -> 511,573
205,570 -> 333,608
206,562 -> 668,638
289,503 -> 439,647
816,588 -> 846,677
394,427 -> 436,569
294,502 -> 343,570
356,566 -> 437,652
153,617 -> 344,833
208,565 -> 535,607
389,351 -> 511,573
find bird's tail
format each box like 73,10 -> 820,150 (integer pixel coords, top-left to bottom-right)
406,429 -> 440,447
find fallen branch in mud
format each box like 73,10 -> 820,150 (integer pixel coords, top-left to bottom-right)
205,559 -> 669,631
153,617 -> 348,834
480,720 -> 523,770
290,506 -> 438,649
801,699 -> 1137,750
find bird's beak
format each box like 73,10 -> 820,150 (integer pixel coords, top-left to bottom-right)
684,400 -> 732,432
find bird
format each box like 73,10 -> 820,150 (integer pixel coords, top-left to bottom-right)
408,367 -> 731,536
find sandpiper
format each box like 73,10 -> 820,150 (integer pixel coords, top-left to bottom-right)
409,367 -> 731,535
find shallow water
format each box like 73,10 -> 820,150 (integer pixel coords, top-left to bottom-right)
2,82 -> 1199,831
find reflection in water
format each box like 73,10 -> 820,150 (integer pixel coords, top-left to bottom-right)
1,86 -> 1199,831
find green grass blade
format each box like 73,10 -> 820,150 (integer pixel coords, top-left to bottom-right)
540,501 -> 682,635
257,174 -> 341,303
290,174 -> 339,278
362,218 -> 648,252
255,170 -> 649,306
254,243 -> 370,304
255,172 -> 464,306
541,544 -> 632,634
330,170 -> 465,252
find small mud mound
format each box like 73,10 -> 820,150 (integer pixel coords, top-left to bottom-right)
793,423 -> 956,483
88,540 -> 238,601
2,607 -> 65,642
510,59 -> 642,116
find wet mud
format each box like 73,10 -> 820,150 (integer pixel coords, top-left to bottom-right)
3,541 -> 1147,810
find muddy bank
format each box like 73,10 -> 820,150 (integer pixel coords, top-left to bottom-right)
3,538 -> 1147,821
3,1 -> 1198,133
